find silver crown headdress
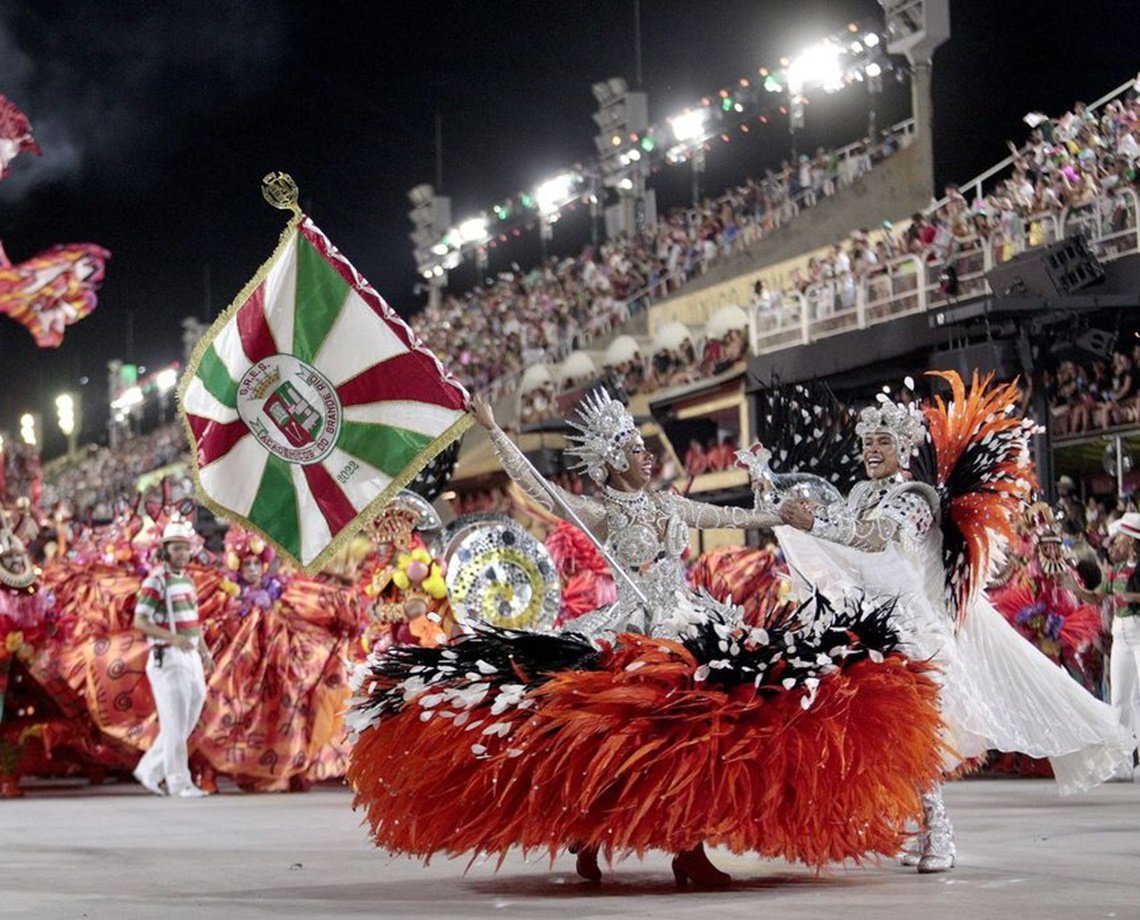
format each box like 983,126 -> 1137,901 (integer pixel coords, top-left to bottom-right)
565,388 -> 639,484
855,393 -> 927,468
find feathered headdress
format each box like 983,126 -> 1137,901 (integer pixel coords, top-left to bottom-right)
564,388 -> 639,484
224,525 -> 276,572
855,394 -> 927,468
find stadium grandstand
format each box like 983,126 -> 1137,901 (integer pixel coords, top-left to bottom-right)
27,72 -> 1139,546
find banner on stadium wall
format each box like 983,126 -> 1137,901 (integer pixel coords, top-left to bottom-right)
179,174 -> 471,573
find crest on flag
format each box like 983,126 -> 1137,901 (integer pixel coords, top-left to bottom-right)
180,177 -> 471,573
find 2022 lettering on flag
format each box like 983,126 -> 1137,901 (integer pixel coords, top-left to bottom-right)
179,214 -> 471,572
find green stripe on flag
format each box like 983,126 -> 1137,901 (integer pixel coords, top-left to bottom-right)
336,421 -> 432,478
197,344 -> 239,408
291,235 -> 351,362
246,454 -> 302,561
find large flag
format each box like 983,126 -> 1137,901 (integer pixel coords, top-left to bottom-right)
180,210 -> 471,573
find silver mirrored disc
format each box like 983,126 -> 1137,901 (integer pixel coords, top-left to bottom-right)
444,519 -> 560,632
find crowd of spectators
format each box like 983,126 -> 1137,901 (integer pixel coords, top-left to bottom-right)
1047,347 -> 1140,438
419,91 -> 1138,408
749,92 -> 1140,333
408,127 -> 910,395
517,322 -> 749,428
40,422 -> 189,519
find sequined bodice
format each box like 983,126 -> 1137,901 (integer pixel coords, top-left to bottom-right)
598,487 -> 691,623
601,486 -> 688,569
486,426 -> 780,636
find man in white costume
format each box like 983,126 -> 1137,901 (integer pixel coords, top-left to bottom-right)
776,390 -> 1133,873
132,519 -> 214,797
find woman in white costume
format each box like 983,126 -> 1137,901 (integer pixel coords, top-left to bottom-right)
773,373 -> 1133,872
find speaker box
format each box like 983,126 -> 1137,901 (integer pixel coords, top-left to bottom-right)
985,234 -> 1105,299
930,340 -> 1019,382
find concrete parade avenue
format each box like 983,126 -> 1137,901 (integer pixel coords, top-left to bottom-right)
1,776 -> 1138,919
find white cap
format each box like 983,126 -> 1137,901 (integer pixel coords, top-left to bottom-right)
1109,512 -> 1140,540
161,520 -> 196,543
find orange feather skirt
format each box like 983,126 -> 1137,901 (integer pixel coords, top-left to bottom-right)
346,593 -> 945,869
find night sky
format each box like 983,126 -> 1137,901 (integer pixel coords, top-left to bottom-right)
0,0 -> 1135,457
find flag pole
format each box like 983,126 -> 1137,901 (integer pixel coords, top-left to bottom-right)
501,436 -> 650,608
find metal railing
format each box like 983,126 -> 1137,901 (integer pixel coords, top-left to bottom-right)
473,119 -> 917,408
748,188 -> 1138,354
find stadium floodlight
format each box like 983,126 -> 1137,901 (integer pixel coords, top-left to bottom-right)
787,40 -> 844,95
671,109 -> 708,144
456,216 -> 488,246
111,386 -> 144,412
155,367 -> 179,394
19,412 -> 39,447
55,394 -> 75,436
535,173 -> 577,217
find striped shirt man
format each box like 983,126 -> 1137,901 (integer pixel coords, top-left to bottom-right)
135,566 -> 200,646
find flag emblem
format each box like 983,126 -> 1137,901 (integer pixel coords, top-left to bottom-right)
238,356 -> 341,463
181,213 -> 470,572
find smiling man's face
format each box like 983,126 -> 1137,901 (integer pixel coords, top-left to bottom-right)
862,432 -> 901,480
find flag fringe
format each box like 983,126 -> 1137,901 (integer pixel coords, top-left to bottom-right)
177,211 -> 472,575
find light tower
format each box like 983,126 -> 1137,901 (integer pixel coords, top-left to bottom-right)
591,77 -> 653,239
878,0 -> 950,197
407,183 -> 451,309
55,393 -> 79,456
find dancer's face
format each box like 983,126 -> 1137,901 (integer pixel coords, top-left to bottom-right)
0,549 -> 29,578
241,556 -> 264,587
862,433 -> 901,480
611,436 -> 653,491
1110,532 -> 1136,563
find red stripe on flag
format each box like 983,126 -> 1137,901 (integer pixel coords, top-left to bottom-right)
236,282 -> 278,363
187,413 -> 249,468
337,351 -> 467,410
298,220 -> 443,363
301,462 -> 359,537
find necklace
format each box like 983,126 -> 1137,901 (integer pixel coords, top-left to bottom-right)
602,485 -> 651,508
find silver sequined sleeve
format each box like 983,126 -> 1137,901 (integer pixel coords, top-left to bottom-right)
811,486 -> 933,552
667,492 -> 781,530
487,427 -> 607,535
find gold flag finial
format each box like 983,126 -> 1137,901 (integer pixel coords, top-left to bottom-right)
261,172 -> 302,215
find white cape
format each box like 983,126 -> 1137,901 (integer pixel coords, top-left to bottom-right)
777,525 -> 1134,794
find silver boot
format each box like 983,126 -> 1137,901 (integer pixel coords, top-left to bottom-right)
917,785 -> 955,873
897,818 -> 925,867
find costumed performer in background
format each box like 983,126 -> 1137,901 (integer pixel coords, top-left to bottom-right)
353,491 -> 453,655
773,372 -> 1133,872
196,522 -> 358,792
347,388 -> 946,887
1064,511 -> 1140,777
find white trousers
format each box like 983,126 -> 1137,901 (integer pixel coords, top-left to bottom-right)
135,646 -> 206,794
1111,616 -> 1140,761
